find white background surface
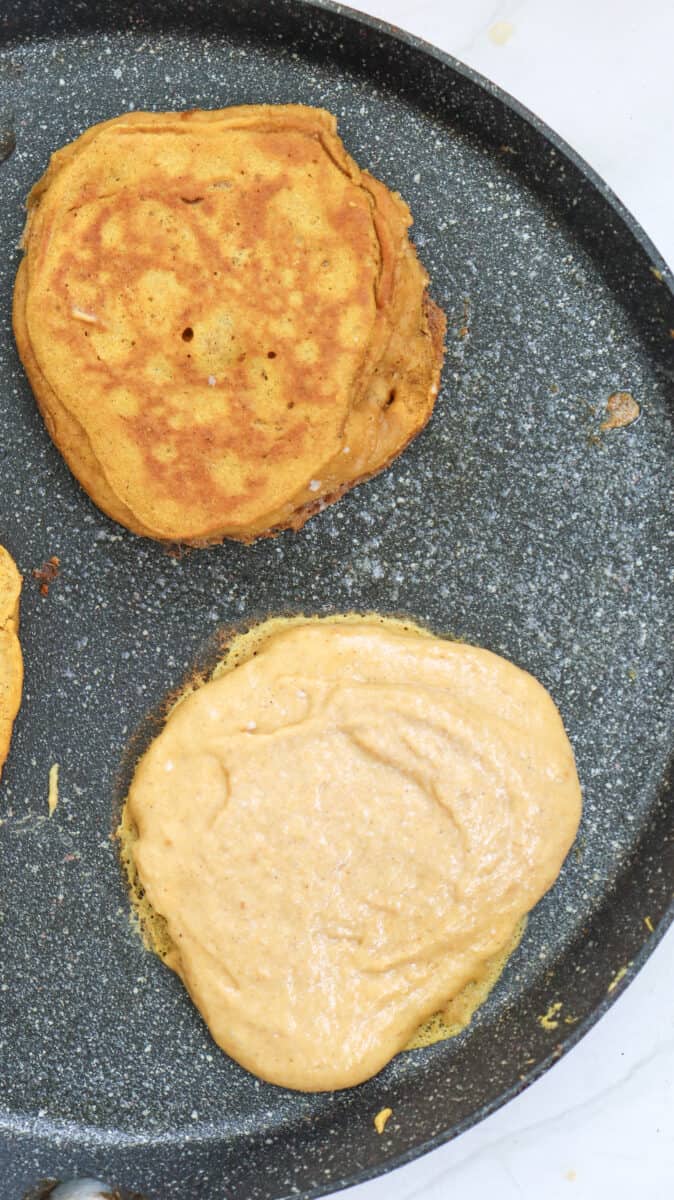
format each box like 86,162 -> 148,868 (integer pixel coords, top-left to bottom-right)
330,3 -> 674,1199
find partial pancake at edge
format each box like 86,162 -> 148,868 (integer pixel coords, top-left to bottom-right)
0,546 -> 23,784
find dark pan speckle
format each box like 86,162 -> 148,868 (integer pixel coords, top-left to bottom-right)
0,2 -> 672,1198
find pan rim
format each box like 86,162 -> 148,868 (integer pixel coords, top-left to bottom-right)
0,1 -> 672,1195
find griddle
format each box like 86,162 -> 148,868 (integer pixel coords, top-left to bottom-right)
0,2 -> 673,1197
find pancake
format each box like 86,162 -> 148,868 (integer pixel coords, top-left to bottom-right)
14,106 -> 446,544
120,615 -> 582,1091
0,546 -> 23,785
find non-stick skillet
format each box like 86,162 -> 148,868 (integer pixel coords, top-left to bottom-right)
1,2 -> 673,1197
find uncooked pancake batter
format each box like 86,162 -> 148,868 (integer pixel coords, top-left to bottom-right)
121,616 -> 582,1091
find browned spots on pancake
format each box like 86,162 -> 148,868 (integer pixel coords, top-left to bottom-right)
45,168 -> 370,503
249,129 -> 324,171
126,395 -> 314,516
326,194 -> 377,273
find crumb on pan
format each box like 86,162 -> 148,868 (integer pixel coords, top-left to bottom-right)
538,1001 -> 563,1031
32,555 -> 60,597
48,763 -> 59,816
600,391 -> 640,432
373,1107 -> 393,1134
607,964 -> 630,993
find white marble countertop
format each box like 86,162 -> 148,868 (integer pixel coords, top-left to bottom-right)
331,3 -> 674,1199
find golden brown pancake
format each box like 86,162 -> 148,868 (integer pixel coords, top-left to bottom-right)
14,106 -> 446,544
0,546 -> 23,784
120,615 -> 582,1091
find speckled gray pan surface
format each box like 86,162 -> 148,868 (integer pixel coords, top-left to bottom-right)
0,2 -> 673,1198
